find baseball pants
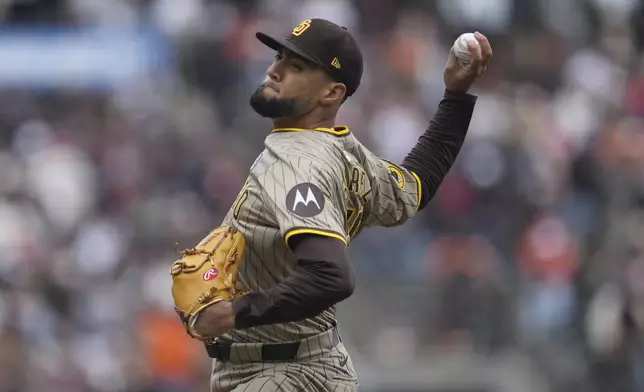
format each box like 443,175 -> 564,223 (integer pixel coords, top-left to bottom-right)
208,327 -> 359,392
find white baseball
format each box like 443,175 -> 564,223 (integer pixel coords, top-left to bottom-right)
452,33 -> 480,66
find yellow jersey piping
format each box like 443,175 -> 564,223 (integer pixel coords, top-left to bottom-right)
271,126 -> 350,136
284,227 -> 349,247
410,170 -> 423,211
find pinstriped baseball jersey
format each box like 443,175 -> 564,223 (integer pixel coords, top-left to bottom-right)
214,126 -> 421,343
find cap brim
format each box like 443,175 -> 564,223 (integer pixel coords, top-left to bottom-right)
256,32 -> 322,68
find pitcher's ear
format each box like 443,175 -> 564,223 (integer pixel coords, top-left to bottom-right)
320,82 -> 347,107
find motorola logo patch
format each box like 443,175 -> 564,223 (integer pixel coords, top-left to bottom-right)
286,183 -> 324,217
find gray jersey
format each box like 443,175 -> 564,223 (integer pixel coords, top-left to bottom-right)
211,126 -> 421,343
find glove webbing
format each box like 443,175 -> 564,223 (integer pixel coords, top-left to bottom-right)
170,227 -> 238,276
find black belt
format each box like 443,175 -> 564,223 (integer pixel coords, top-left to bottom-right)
205,327 -> 340,361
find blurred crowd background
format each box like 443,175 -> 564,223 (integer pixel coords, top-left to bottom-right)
0,0 -> 643,391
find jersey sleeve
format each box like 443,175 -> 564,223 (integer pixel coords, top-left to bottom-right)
363,156 -> 422,228
260,156 -> 349,247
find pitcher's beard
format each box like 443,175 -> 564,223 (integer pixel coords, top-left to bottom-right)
249,85 -> 301,118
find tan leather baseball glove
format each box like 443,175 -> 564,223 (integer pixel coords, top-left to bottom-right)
169,226 -> 246,341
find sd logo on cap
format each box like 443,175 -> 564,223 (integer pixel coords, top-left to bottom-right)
292,19 -> 312,36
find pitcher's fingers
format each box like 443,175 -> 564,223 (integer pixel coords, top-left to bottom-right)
474,32 -> 493,64
446,47 -> 457,68
466,42 -> 483,74
468,39 -> 483,63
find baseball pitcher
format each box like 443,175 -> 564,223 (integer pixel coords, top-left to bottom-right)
170,18 -> 492,392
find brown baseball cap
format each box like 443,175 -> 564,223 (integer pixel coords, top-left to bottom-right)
256,18 -> 364,97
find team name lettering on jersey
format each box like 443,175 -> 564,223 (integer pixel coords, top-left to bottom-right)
344,164 -> 371,240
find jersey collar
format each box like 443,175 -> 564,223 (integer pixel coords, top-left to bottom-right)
271,126 -> 350,136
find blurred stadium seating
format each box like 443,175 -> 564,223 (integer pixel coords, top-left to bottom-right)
0,0 -> 643,391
